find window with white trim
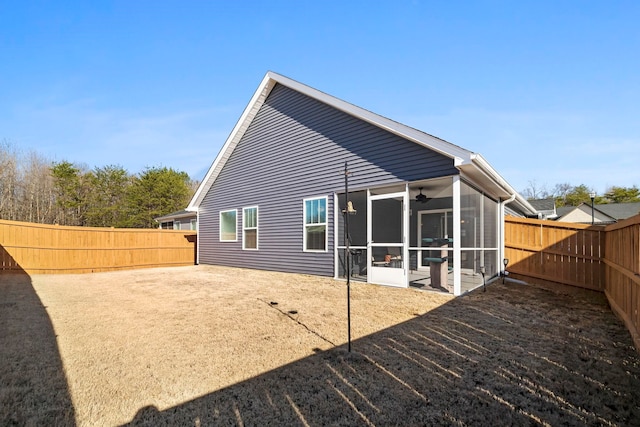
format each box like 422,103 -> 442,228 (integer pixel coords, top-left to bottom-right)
220,209 -> 237,241
243,206 -> 258,250
303,197 -> 327,251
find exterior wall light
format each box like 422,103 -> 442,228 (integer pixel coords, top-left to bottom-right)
503,258 -> 509,284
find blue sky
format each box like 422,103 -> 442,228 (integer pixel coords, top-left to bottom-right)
1,1 -> 638,195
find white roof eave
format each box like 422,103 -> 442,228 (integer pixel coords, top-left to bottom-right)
188,72 -> 537,218
188,74 -> 277,209
189,71 -> 475,209
460,154 -> 537,216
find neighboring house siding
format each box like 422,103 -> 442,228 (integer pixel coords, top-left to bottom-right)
158,216 -> 197,230
199,84 -> 457,276
175,220 -> 195,230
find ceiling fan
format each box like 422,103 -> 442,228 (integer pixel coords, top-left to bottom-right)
416,187 -> 428,203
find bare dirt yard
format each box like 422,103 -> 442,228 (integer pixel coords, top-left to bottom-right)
1,265 -> 639,426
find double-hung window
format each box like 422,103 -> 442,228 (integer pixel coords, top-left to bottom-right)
243,206 -> 258,250
303,197 -> 327,252
220,209 -> 237,241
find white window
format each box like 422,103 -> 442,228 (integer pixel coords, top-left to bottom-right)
190,219 -> 197,231
174,220 -> 181,230
243,206 -> 258,250
303,197 -> 327,252
220,209 -> 237,241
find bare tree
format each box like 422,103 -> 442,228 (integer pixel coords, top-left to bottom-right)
522,180 -> 550,200
551,182 -> 574,207
0,141 -> 21,221
0,141 -> 57,223
21,151 -> 56,223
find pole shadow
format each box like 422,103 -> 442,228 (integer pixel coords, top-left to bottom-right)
124,280 -> 640,426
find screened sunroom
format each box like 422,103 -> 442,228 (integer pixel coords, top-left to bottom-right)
335,175 -> 505,296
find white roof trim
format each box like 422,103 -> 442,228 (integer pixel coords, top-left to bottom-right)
188,73 -> 277,209
468,154 -> 537,214
266,72 -> 473,163
189,71 -> 536,216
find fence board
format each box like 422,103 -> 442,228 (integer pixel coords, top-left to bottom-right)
0,219 -> 196,274
604,214 -> 640,352
506,214 -> 640,353
505,217 -> 605,291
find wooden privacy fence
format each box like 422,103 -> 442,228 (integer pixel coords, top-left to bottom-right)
0,219 -> 196,274
603,215 -> 640,352
505,215 -> 640,352
505,217 -> 605,291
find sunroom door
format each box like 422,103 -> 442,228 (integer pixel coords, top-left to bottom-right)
369,192 -> 406,287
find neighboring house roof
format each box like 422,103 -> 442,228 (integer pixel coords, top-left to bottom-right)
529,198 -> 556,212
188,71 -> 537,216
557,204 -> 615,224
556,201 -> 640,224
528,198 -> 557,219
154,210 -> 197,222
596,202 -> 640,220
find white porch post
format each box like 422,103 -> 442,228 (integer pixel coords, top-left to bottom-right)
499,197 -> 506,276
453,175 -> 462,296
499,193 -> 515,277
480,191 -> 485,273
403,183 -> 410,287
333,192 -> 339,279
366,188 -> 372,283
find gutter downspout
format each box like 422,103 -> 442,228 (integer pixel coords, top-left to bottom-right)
470,154 -> 537,216
500,193 -> 516,278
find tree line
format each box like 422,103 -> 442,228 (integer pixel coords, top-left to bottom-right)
0,141 -> 198,228
522,181 -> 640,206
4,140 -> 637,227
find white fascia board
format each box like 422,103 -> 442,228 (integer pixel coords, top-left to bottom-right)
156,212 -> 196,221
188,74 -> 277,209
266,72 -> 473,164
188,71 -> 514,213
188,71 -> 472,209
469,153 -> 537,216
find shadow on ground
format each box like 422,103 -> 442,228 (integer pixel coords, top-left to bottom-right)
0,245 -> 75,426
125,281 -> 640,426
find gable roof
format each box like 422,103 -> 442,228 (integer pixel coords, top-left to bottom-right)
556,204 -> 616,223
188,71 -> 536,216
528,198 -> 556,212
154,209 -> 197,222
557,202 -> 640,221
597,202 -> 640,220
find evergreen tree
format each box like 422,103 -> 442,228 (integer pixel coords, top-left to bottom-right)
85,165 -> 131,227
556,184 -> 597,207
51,161 -> 90,225
124,166 -> 192,228
603,186 -> 640,204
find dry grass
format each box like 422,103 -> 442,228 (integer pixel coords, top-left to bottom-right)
1,265 -> 639,426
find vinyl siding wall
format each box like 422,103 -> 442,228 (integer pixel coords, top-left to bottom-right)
198,84 -> 458,276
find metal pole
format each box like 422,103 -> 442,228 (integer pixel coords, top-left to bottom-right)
344,161 -> 352,352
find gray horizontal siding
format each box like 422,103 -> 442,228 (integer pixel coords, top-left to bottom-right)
199,83 -> 457,276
